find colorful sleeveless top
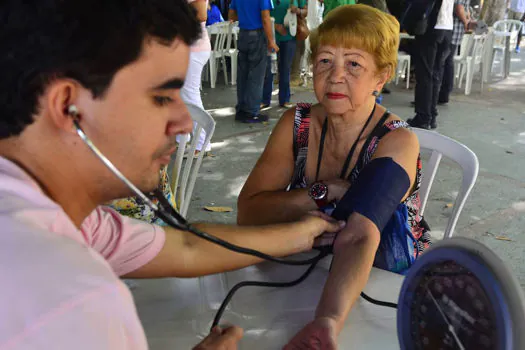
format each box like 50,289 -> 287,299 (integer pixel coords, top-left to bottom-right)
289,103 -> 432,274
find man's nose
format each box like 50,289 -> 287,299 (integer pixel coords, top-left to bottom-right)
167,104 -> 193,137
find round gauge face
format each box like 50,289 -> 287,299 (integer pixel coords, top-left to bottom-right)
408,260 -> 498,349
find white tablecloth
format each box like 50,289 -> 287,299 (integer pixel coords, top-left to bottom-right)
133,255 -> 404,349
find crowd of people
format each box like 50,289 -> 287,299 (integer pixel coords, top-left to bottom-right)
1,0 -> 524,349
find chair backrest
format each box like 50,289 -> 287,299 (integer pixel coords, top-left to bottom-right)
171,104 -> 216,217
413,129 -> 479,239
209,22 -> 230,55
471,34 -> 487,64
494,19 -> 523,47
456,34 -> 474,60
494,19 -> 523,33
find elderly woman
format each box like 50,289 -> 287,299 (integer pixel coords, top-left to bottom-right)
238,5 -> 431,347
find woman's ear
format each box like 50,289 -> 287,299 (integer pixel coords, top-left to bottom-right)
375,67 -> 392,91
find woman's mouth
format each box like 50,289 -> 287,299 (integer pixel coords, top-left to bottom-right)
326,92 -> 347,100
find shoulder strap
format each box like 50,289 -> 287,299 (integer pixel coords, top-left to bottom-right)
349,111 -> 392,179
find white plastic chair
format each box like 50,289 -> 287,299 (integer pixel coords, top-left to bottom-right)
457,34 -> 487,95
206,22 -> 230,88
222,22 -> 238,85
171,104 -> 216,217
490,20 -> 523,76
395,51 -> 411,89
453,33 -> 474,86
412,129 -> 479,239
494,19 -> 523,50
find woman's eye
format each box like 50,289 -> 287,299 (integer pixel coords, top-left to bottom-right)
153,96 -> 173,107
347,61 -> 361,69
318,58 -> 331,65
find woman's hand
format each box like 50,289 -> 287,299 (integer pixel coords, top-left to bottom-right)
283,317 -> 338,350
290,5 -> 299,14
275,23 -> 288,36
324,179 -> 351,203
193,325 -> 244,350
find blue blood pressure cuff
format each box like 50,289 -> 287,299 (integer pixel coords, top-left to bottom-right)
331,157 -> 411,232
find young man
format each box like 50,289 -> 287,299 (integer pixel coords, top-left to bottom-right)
229,0 -> 279,123
408,0 -> 455,130
439,0 -> 474,103
0,1 -> 342,349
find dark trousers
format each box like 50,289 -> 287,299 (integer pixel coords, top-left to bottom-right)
438,44 -> 458,103
236,29 -> 268,117
414,29 -> 453,123
262,39 -> 297,106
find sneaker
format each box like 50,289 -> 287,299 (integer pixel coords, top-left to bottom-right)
516,46 -> 521,54
260,103 -> 271,109
280,102 -> 294,108
238,114 -> 269,124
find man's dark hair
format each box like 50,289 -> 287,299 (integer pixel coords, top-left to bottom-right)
0,0 -> 201,139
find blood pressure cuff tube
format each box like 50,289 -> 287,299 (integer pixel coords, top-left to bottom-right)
331,157 -> 411,232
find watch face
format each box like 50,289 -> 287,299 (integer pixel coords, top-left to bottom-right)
309,183 -> 327,200
408,260 -> 498,349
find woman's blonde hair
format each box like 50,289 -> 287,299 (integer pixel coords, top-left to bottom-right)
309,5 -> 400,81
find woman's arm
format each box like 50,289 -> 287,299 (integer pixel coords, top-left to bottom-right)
286,127 -> 420,348
315,127 -> 419,330
237,109 -> 317,225
189,0 -> 208,22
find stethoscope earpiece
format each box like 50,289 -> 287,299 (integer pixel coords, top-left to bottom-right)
67,104 -> 79,117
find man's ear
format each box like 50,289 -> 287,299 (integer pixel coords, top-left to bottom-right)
44,79 -> 81,134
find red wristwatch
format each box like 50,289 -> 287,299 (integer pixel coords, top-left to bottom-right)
308,182 -> 329,208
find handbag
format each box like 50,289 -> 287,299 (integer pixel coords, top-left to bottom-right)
296,15 -> 310,41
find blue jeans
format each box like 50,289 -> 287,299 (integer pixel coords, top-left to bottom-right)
236,29 -> 268,117
262,39 -> 296,106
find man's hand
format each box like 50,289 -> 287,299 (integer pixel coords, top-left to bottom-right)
324,179 -> 351,203
193,326 -> 244,350
290,5 -> 299,14
283,317 -> 338,350
275,23 -> 288,36
268,40 -> 280,53
297,212 -> 345,251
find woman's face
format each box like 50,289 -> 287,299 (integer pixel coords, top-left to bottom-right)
313,45 -> 387,115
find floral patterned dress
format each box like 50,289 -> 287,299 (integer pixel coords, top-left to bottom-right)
107,166 -> 175,226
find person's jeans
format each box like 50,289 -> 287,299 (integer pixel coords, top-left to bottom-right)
236,29 -> 268,117
262,39 -> 297,106
414,29 -> 453,124
438,44 -> 457,104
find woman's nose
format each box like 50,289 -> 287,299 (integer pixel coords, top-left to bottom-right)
329,64 -> 346,83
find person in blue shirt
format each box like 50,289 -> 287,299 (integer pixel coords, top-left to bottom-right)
229,0 -> 279,123
207,1 -> 224,26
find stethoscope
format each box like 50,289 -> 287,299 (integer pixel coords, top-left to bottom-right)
67,105 -> 332,329
67,104 -> 396,332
